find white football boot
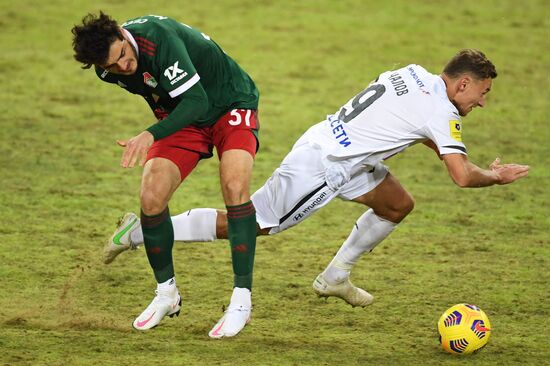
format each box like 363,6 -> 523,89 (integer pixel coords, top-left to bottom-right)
133,283 -> 182,330
103,212 -> 140,264
313,273 -> 374,307
209,287 -> 252,339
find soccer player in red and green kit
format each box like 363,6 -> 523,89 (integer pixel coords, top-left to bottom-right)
71,12 -> 259,338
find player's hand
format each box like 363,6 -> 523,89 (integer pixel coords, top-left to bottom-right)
489,157 -> 502,171
116,131 -> 154,168
492,163 -> 530,184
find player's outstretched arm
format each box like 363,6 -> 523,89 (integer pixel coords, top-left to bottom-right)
486,157 -> 530,184
442,153 -> 529,188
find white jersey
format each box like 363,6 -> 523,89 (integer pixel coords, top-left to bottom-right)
303,64 -> 466,174
253,64 -> 468,233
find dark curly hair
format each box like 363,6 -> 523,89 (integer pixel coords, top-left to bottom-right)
71,11 -> 123,69
443,49 -> 497,80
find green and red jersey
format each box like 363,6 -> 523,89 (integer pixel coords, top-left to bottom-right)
95,15 -> 259,140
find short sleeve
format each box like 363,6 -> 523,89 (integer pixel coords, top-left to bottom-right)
425,111 -> 468,155
156,35 -> 201,98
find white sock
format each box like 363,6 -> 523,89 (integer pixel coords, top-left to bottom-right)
230,287 -> 251,308
323,209 -> 397,284
130,208 -> 218,244
157,277 -> 177,295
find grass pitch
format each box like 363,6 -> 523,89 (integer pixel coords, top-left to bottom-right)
1,0 -> 548,365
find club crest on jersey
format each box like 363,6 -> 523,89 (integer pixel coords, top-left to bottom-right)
143,72 -> 158,88
449,120 -> 462,142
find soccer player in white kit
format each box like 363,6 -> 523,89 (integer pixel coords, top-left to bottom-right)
105,49 -> 529,310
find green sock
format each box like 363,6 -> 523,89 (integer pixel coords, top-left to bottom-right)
141,207 -> 174,283
226,201 -> 257,290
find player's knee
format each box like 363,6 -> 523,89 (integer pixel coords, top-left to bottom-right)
401,193 -> 415,216
377,192 -> 415,223
140,162 -> 179,215
221,178 -> 249,204
140,189 -> 168,215
393,192 -> 415,222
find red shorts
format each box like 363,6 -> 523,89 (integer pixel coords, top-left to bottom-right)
146,109 -> 259,181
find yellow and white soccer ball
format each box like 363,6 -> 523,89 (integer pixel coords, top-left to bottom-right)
437,303 -> 492,355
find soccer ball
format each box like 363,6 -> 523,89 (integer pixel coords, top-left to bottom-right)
437,303 -> 492,355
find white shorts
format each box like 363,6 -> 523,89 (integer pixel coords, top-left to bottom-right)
251,139 -> 388,234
